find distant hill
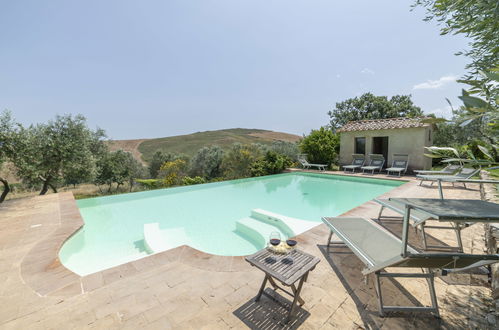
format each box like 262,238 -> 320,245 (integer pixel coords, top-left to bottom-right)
107,128 -> 301,163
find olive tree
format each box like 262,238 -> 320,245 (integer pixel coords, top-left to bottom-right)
95,150 -> 142,192
12,114 -> 104,195
269,141 -> 300,161
0,110 -> 18,202
414,1 -> 498,158
413,0 -> 499,79
221,143 -> 263,179
188,145 -> 224,179
124,152 -> 146,191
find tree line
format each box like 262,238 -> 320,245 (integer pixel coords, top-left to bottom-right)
140,141 -> 302,189
1,111 -> 325,202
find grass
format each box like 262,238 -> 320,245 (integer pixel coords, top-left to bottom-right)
137,128 -> 300,161
3,183 -> 141,201
488,168 -> 499,179
487,169 -> 499,197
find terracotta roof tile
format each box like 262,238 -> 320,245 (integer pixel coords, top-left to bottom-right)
337,117 -> 430,132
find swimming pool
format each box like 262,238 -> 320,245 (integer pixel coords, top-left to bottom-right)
59,172 -> 404,275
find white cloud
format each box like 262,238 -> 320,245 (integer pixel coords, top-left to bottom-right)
413,75 -> 457,90
360,68 -> 375,75
428,105 -> 453,119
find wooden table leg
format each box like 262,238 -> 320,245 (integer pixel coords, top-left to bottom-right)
255,274 -> 268,302
268,276 -> 279,290
290,284 -> 305,306
286,273 -> 307,323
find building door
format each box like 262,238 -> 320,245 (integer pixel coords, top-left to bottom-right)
372,137 -> 389,166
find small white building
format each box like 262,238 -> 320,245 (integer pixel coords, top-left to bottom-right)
338,117 -> 434,171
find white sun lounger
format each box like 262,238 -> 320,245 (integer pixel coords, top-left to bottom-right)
322,216 -> 499,317
298,154 -> 327,171
414,164 -> 461,176
385,154 -> 409,177
417,168 -> 480,188
342,154 -> 366,173
361,154 -> 385,175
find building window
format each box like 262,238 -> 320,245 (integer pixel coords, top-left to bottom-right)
354,137 -> 366,154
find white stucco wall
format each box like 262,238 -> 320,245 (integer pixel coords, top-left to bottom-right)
339,126 -> 433,171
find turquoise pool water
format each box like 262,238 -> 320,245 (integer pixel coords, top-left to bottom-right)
59,172 -> 404,275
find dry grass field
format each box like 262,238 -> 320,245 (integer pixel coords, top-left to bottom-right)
106,139 -> 148,164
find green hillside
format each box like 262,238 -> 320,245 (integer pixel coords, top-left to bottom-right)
137,128 -> 301,161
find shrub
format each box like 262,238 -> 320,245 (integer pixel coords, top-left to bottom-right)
136,179 -> 161,189
148,151 -> 176,178
299,127 -> 339,167
250,151 -> 292,177
182,176 -> 207,185
159,159 -> 188,186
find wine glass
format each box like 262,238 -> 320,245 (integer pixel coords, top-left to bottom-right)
284,239 -> 297,264
269,231 -> 281,250
286,239 -> 297,249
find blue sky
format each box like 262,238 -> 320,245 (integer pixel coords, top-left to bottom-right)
0,0 -> 469,139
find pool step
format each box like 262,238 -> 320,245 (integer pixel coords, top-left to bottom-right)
235,217 -> 289,247
251,209 -> 318,234
144,223 -> 188,254
234,210 -> 318,248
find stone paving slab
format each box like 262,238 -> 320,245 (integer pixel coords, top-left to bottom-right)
0,172 -> 497,329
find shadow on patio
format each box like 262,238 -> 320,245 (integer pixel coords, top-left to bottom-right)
233,288 -> 310,329
317,244 -> 446,329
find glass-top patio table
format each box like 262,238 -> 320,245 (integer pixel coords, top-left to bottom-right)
389,198 -> 499,256
433,177 -> 499,199
391,198 -> 499,221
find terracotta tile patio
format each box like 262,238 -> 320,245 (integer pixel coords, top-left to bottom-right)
0,171 -> 496,329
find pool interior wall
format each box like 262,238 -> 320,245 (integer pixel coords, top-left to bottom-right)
59,172 -> 405,275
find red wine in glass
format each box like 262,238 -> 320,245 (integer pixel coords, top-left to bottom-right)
269,231 -> 281,248
286,239 -> 297,247
270,238 -> 281,246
